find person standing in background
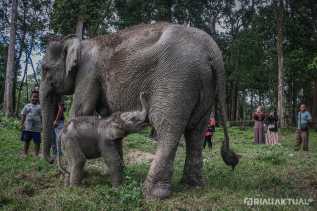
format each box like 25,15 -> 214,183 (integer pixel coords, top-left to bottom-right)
265,111 -> 279,144
253,106 -> 266,144
21,91 -> 42,157
295,104 -> 312,151
203,112 -> 216,150
51,97 -> 65,161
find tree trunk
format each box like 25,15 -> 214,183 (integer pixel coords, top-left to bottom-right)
3,0 -> 18,116
29,56 -> 39,87
250,91 -> 254,119
0,45 -> 8,104
76,17 -> 84,40
16,51 -> 29,115
275,0 -> 286,128
208,15 -> 217,37
291,77 -> 296,125
234,84 -> 239,120
312,79 -> 317,128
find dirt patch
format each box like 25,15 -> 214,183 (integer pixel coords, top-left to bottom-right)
125,149 -> 155,165
85,149 -> 155,173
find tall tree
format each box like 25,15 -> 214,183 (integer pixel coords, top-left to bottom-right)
274,0 -> 286,127
0,45 -> 8,106
3,0 -> 18,116
76,17 -> 84,39
51,0 -> 113,37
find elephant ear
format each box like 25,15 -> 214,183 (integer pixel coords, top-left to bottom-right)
63,37 -> 80,77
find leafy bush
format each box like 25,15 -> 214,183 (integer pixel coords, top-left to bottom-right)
0,112 -> 20,130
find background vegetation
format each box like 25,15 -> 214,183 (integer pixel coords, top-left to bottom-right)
0,0 -> 316,124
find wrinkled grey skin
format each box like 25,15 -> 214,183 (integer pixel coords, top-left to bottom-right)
40,22 -> 233,199
59,93 -> 148,187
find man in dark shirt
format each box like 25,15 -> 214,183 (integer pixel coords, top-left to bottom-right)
51,97 -> 65,160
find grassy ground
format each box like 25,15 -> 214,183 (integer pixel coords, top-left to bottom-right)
0,116 -> 317,210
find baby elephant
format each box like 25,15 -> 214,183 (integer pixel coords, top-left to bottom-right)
58,92 -> 148,187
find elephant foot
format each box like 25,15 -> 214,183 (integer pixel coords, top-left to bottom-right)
143,179 -> 171,200
181,174 -> 205,187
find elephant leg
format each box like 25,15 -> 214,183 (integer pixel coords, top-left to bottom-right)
67,139 -> 86,186
143,126 -> 182,199
64,163 -> 71,187
69,159 -> 85,186
101,141 -> 123,187
69,78 -> 100,117
114,139 -> 124,168
182,114 -> 209,186
64,172 -> 70,187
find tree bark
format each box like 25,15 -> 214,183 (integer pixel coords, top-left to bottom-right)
16,51 -> 29,115
3,0 -> 18,116
208,15 -> 217,37
312,79 -> 317,127
76,17 -> 84,40
250,90 -> 254,119
0,45 -> 8,104
275,0 -> 286,128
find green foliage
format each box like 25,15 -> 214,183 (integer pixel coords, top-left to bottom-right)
0,112 -> 20,129
308,56 -> 317,76
51,0 -> 114,36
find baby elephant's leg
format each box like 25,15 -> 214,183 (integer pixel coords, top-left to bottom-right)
64,172 -> 70,187
60,136 -> 70,187
70,159 -> 85,186
67,138 -> 86,186
101,140 -> 123,187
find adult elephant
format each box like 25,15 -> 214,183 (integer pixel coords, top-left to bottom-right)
40,22 -> 238,199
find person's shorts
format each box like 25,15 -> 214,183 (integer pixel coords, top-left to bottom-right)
21,131 -> 41,144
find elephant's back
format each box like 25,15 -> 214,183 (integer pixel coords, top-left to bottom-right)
98,23 -> 218,112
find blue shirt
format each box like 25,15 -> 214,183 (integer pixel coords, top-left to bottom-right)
297,111 -> 312,129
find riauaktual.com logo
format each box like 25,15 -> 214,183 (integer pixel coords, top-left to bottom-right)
243,197 -> 314,206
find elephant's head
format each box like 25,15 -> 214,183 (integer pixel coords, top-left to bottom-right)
99,92 -> 149,140
40,36 -> 80,162
119,92 -> 148,133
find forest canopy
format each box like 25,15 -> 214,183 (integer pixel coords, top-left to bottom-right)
0,0 -> 316,125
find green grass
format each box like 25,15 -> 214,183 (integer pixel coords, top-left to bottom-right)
0,116 -> 317,210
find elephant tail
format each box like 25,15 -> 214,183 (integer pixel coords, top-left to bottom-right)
209,46 -> 240,170
57,133 -> 70,175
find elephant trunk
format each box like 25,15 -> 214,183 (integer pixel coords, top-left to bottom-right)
40,84 -> 57,163
139,92 -> 148,121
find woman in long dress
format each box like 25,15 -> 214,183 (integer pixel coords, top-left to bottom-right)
265,112 -> 279,144
253,106 -> 266,144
